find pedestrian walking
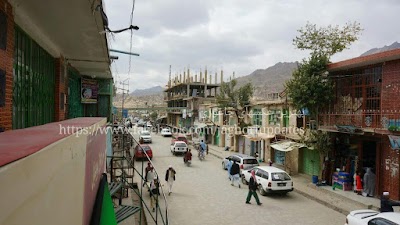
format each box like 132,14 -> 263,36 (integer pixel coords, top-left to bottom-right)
165,165 -> 176,195
230,161 -> 241,188
227,160 -> 233,181
150,177 -> 160,212
246,170 -> 262,205
144,163 -> 155,189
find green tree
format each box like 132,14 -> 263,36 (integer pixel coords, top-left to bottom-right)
150,111 -> 158,122
216,79 -> 254,128
286,22 -> 362,118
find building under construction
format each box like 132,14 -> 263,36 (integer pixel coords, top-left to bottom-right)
164,68 -> 222,129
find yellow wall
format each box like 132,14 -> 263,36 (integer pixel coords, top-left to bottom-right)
0,119 -> 107,225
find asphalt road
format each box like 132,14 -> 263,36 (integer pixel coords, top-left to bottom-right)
133,128 -> 346,225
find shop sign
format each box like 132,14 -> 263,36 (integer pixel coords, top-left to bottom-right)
81,78 -> 98,104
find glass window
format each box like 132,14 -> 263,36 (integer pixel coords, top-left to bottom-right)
271,172 -> 291,181
243,159 -> 258,164
175,143 -> 187,147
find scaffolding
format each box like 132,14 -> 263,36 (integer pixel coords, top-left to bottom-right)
107,124 -> 169,224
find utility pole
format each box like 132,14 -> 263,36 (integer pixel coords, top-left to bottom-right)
120,78 -> 129,121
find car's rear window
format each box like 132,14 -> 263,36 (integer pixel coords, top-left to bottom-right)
138,146 -> 151,151
175,143 -> 187,147
141,131 -> 150,135
271,172 -> 291,181
243,159 -> 258,164
162,129 -> 170,132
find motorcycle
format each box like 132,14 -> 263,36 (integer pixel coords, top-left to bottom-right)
184,150 -> 192,166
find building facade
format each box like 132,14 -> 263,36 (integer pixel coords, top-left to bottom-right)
319,49 -> 400,199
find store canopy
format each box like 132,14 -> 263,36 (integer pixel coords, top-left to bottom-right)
335,125 -> 363,134
271,140 -> 306,152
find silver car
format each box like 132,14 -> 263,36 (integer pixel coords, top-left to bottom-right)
222,154 -> 259,171
139,130 -> 152,143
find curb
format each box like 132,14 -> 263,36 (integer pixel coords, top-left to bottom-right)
293,188 -> 350,216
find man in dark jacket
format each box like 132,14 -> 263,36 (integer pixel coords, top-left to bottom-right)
230,161 -> 241,188
246,170 -> 262,205
165,165 -> 176,195
381,192 -> 400,212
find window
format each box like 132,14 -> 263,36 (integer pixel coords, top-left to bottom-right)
252,108 -> 262,126
175,143 -> 187,147
368,218 -> 398,225
271,172 -> 291,181
243,159 -> 258,164
213,110 -> 219,123
257,170 -> 269,179
269,109 -> 281,125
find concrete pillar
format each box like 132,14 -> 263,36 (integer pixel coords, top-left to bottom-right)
220,129 -> 225,147
215,71 -> 217,84
179,74 -> 182,83
209,74 -> 212,85
187,84 -> 190,98
200,71 -> 203,84
183,71 -> 186,83
220,70 -> 224,84
264,138 -> 271,163
205,69 -> 208,84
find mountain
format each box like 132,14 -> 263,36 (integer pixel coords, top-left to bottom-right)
235,62 -> 298,99
130,85 -> 163,96
360,42 -> 400,56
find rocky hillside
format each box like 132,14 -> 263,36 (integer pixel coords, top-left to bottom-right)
235,62 -> 298,99
113,93 -> 165,108
130,85 -> 163,96
360,41 -> 400,56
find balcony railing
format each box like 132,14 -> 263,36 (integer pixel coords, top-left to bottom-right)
318,110 -> 400,131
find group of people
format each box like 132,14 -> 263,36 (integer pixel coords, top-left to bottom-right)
144,162 -> 177,212
353,167 -> 376,197
226,159 -> 262,206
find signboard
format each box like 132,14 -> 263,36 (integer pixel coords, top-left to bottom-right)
122,109 -> 128,118
389,135 -> 400,150
81,78 -> 98,104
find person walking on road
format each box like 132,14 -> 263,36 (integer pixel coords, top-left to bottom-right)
227,160 -> 233,181
150,177 -> 160,212
230,161 -> 241,188
165,165 -> 176,195
246,170 -> 262,205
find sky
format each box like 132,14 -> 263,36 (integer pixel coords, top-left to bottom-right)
104,0 -> 400,93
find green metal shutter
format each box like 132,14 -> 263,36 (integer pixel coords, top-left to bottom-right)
300,148 -> 320,176
13,26 -> 55,129
67,69 -> 84,118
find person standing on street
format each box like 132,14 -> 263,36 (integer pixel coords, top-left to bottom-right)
144,164 -> 155,189
381,192 -> 400,212
165,165 -> 176,195
230,161 -> 241,188
246,170 -> 262,205
227,160 -> 233,181
150,176 -> 160,212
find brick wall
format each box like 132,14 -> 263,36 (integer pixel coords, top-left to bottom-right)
54,57 -> 68,121
0,0 -> 14,131
381,136 -> 400,200
381,60 -> 400,112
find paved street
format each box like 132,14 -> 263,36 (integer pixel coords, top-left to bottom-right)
133,129 -> 345,225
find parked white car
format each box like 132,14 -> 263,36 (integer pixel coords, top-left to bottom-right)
242,166 -> 293,195
170,141 -> 187,155
345,210 -> 400,225
161,128 -> 172,137
222,154 -> 259,171
139,130 -> 152,143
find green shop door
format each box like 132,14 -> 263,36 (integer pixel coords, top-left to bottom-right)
68,69 -> 84,118
299,148 -> 320,176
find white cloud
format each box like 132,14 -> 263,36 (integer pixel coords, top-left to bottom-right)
105,0 -> 400,92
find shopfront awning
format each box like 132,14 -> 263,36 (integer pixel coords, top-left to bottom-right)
271,140 -> 306,152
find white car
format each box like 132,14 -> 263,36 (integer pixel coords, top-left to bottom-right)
222,154 -> 259,171
147,122 -> 152,127
242,166 -> 293,195
161,128 -> 172,137
345,210 -> 400,225
139,130 -> 152,143
170,141 -> 187,155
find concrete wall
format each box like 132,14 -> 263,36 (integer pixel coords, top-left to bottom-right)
0,118 -> 107,225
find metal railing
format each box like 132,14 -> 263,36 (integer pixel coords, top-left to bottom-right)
108,126 -> 169,225
318,110 -> 400,130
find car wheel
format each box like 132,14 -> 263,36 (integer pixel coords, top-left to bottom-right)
242,176 -> 248,185
222,162 -> 226,170
258,185 -> 267,196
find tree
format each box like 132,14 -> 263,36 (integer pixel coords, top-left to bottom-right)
286,22 -> 362,118
216,79 -> 254,129
293,21 -> 362,58
150,111 -> 158,122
